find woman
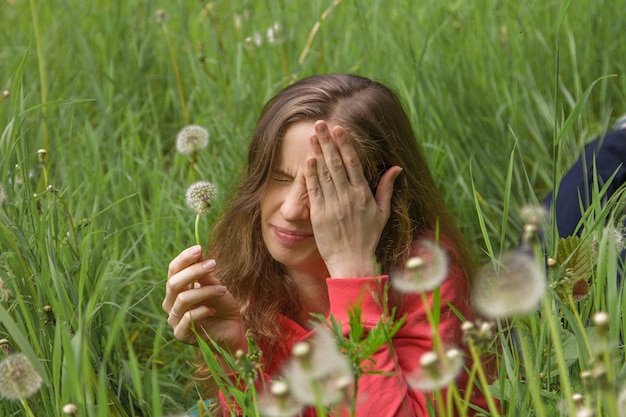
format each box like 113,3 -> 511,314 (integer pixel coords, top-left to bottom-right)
163,74 -> 488,416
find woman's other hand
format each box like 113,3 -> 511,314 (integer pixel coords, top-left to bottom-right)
162,245 -> 246,353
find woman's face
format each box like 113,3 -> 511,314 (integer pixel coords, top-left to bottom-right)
260,121 -> 328,277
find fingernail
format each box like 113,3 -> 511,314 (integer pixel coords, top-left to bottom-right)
192,245 -> 202,254
316,122 -> 327,133
203,259 -> 216,270
215,285 -> 227,295
333,127 -> 344,138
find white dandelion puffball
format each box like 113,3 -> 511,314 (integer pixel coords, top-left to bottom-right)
407,347 -> 465,391
176,125 -> 209,155
471,249 -> 546,320
283,327 -> 353,406
391,239 -> 449,293
0,353 -> 43,400
185,181 -> 218,215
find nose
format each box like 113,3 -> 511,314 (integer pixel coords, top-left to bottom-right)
280,181 -> 310,221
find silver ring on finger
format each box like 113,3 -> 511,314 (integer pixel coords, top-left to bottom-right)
170,308 -> 182,318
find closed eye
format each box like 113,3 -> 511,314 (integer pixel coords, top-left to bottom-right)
270,170 -> 294,183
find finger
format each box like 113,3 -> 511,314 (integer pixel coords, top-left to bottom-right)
314,120 -> 350,189
163,259 -> 219,312
166,284 -> 227,324
167,245 -> 203,279
171,305 -> 216,342
305,154 -> 325,210
333,126 -> 367,187
374,166 -> 403,219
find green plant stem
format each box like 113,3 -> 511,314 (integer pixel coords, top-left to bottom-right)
566,296 -> 593,357
467,340 -> 501,417
194,213 -> 202,248
543,298 -> 576,416
161,23 -> 189,125
20,399 -> 36,417
53,189 -> 80,258
517,328 -> 547,417
29,0 -> 49,151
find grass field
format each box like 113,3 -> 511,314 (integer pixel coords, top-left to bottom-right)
1,0 -> 625,415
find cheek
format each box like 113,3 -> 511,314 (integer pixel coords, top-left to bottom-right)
260,187 -> 282,220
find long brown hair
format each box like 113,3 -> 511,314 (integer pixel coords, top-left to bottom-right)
197,73 -> 473,396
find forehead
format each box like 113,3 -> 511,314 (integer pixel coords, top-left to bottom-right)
273,121 -> 315,166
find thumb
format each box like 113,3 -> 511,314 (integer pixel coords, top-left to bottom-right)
375,166 -> 403,215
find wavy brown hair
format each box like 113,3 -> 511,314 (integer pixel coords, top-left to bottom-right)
196,73 -> 474,400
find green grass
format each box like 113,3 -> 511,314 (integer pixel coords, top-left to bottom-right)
1,0 -> 625,415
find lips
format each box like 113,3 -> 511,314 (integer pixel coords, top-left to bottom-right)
271,225 -> 314,245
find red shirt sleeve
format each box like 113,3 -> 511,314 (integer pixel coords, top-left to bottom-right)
325,263 -> 487,416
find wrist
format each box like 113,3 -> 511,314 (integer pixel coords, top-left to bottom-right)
327,257 -> 380,278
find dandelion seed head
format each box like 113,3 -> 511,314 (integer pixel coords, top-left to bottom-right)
391,240 -> 449,293
185,181 -> 217,215
176,125 -> 209,155
270,380 -> 289,397
0,277 -> 11,302
37,149 -> 47,165
259,380 -> 303,417
0,339 -> 9,355
407,347 -> 465,391
0,353 -> 43,400
245,32 -> 263,50
62,403 -> 78,415
471,250 -> 546,319
155,9 -> 169,23
593,311 -> 609,328
0,185 -> 6,206
283,327 -> 353,406
266,22 -> 285,45
519,204 -> 548,226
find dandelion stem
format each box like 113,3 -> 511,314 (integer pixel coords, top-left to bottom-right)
194,213 -> 202,248
434,388 -> 447,417
542,298 -> 576,416
517,327 -> 547,417
20,399 -> 36,417
467,340 -> 501,417
53,189 -> 81,258
418,290 -> 446,359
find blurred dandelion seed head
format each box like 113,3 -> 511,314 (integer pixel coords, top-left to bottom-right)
0,353 -> 43,400
391,239 -> 448,293
519,204 -> 549,226
407,347 -> 465,391
258,380 -> 303,417
176,125 -> 209,155
283,327 -> 353,406
266,22 -> 285,45
185,181 -> 217,215
37,149 -> 47,165
245,32 -> 263,50
155,9 -> 169,23
471,250 -> 546,319
62,403 -> 78,415
0,185 -> 7,205
0,276 -> 12,303
0,339 -> 9,355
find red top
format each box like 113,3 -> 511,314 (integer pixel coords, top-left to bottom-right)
219,242 -> 490,416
